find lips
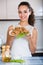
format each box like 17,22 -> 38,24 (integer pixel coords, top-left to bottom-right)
21,16 -> 26,19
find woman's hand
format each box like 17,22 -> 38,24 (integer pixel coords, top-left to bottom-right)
24,34 -> 31,42
8,25 -> 15,37
6,25 -> 15,48
8,25 -> 15,32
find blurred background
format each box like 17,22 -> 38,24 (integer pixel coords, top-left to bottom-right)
0,0 -> 43,56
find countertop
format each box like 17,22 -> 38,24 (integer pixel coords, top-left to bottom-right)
0,57 -> 43,65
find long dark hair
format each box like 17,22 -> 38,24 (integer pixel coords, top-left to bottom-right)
18,1 -> 35,26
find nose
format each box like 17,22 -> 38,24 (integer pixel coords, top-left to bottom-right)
21,12 -> 25,17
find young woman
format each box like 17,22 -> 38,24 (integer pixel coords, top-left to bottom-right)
6,2 -> 37,59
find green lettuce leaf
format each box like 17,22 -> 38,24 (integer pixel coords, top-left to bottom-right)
16,33 -> 26,38
10,59 -> 25,63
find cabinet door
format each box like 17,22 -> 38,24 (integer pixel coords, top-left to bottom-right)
7,0 -> 27,19
27,0 -> 42,16
0,0 -> 6,19
7,0 -> 18,19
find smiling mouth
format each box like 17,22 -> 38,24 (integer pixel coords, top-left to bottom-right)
21,17 -> 26,19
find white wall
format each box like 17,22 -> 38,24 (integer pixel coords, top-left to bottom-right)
27,0 -> 42,16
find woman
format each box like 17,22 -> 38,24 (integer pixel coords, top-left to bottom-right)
6,2 -> 37,59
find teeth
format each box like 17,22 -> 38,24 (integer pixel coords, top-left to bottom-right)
22,17 -> 24,18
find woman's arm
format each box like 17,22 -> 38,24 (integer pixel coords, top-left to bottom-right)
6,25 -> 15,48
25,28 -> 38,54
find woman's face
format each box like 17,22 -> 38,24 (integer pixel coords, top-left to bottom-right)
18,5 -> 31,22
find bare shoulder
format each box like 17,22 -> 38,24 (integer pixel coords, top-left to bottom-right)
32,27 -> 38,35
33,27 -> 37,32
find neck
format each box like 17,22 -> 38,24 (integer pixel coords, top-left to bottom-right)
19,21 -> 29,26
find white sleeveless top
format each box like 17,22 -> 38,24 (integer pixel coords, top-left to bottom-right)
11,24 -> 34,59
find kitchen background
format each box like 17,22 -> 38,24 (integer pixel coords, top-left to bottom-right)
0,0 -> 43,54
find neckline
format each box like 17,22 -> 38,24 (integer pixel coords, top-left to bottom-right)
18,23 -> 29,27
18,24 -> 31,27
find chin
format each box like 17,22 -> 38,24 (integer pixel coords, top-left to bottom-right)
21,19 -> 26,22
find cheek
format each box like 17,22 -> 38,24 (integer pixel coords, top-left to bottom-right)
18,13 -> 30,19
25,13 -> 29,18
27,13 -> 30,18
18,13 -> 22,18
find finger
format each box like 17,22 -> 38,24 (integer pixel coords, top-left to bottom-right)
8,25 -> 15,31
26,34 -> 31,37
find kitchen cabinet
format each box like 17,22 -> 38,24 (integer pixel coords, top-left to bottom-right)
7,0 -> 19,19
0,0 -> 6,19
0,0 -> 42,19
7,0 -> 42,19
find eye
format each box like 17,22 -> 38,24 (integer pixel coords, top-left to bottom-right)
18,11 -> 22,14
24,10 -> 27,13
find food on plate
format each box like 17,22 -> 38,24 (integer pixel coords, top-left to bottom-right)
9,27 -> 30,38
